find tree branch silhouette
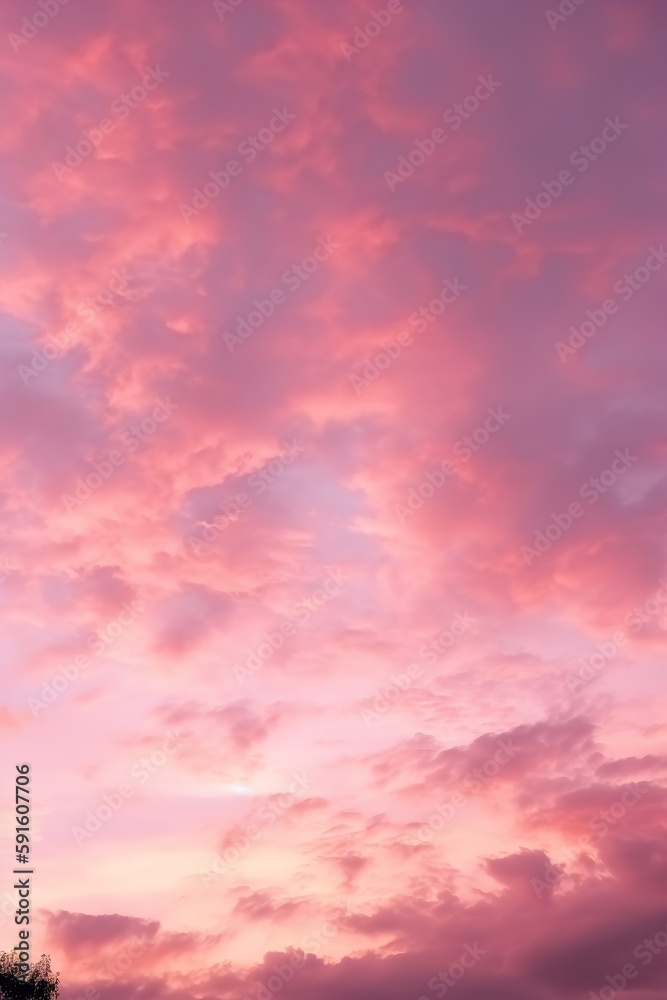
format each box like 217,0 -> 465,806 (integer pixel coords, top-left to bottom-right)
0,954 -> 59,1000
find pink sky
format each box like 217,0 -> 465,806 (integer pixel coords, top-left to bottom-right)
2,1 -> 667,998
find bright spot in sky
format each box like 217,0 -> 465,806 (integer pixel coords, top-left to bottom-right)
226,783 -> 256,796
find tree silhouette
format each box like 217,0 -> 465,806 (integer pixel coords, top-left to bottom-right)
0,954 -> 59,1000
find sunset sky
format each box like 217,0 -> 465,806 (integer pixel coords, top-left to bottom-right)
2,1 -> 667,998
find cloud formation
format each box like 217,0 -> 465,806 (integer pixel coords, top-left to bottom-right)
1,0 -> 665,997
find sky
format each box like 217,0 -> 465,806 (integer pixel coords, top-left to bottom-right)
1,0 -> 667,998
